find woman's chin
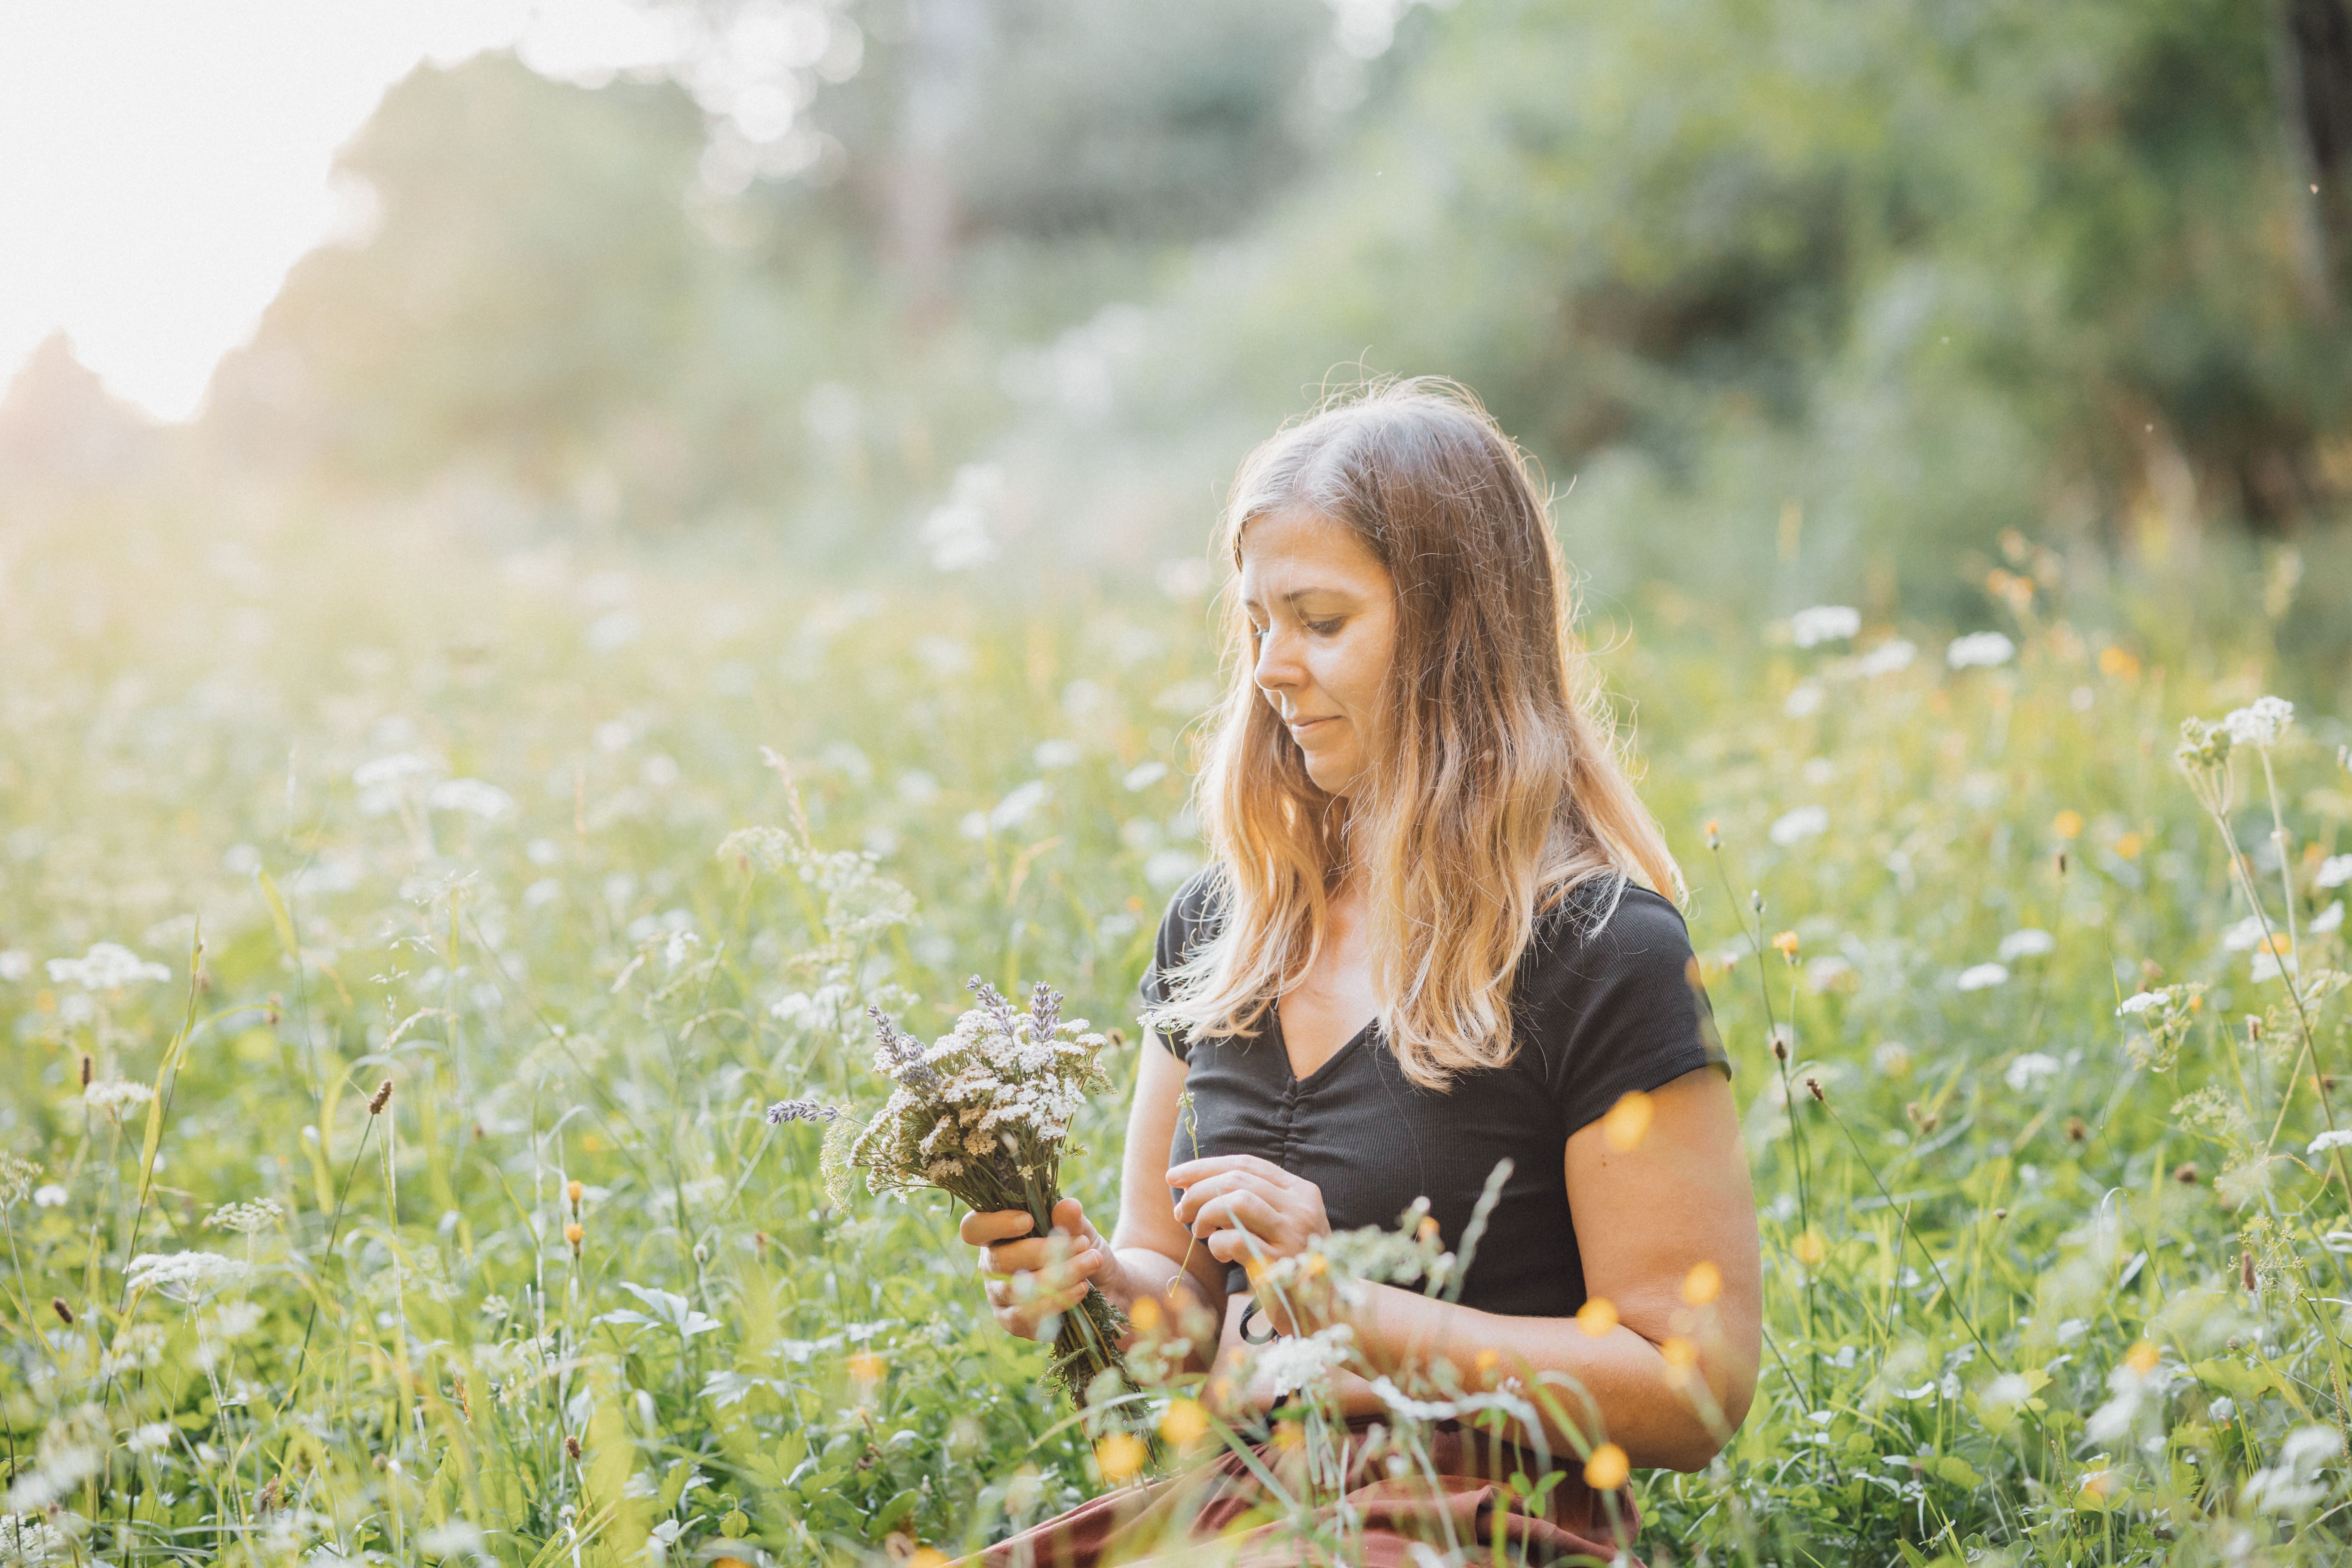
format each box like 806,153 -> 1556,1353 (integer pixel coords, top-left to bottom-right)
1300,760 -> 1361,798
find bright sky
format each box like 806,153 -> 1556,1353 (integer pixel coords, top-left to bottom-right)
0,1 -> 679,422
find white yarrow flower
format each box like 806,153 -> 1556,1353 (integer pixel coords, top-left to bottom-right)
2220,915 -> 2269,952
2313,901 -> 2343,934
0,951 -> 29,982
1790,606 -> 1861,649
126,1251 -> 248,1297
1770,806 -> 1829,846
2222,696 -> 2293,750
1855,639 -> 1917,677
1946,632 -> 2015,669
46,942 -> 171,990
2003,1052 -> 2061,1092
1997,928 -> 2055,962
2308,1130 -> 2352,1156
426,778 -> 516,820
81,1079 -> 155,1117
2251,948 -> 2296,983
1957,962 -> 2011,992
352,751 -> 441,790
2317,854 -> 2352,891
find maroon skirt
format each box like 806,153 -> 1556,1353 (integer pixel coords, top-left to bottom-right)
974,1418 -> 1642,1568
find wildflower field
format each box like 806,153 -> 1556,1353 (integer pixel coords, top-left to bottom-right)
3,508 -> 2351,1568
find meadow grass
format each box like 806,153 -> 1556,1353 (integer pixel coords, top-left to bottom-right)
1,509 -> 2349,1565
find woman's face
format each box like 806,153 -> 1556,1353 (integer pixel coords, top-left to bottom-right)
1237,508 -> 1398,799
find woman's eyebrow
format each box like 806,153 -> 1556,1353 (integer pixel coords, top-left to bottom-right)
1240,585 -> 1359,612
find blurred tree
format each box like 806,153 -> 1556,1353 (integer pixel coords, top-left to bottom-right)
207,57 -> 710,499
1046,0 -> 2352,609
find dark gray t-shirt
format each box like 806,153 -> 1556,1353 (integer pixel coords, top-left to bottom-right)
1140,870 -> 1728,1320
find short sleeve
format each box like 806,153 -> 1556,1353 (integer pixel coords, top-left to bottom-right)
1136,867 -> 1225,1064
1522,884 -> 1729,1139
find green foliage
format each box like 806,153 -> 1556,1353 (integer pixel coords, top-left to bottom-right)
3,499 -> 2352,1562
161,1 -> 2352,616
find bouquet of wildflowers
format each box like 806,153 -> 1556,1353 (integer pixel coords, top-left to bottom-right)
772,977 -> 1134,1405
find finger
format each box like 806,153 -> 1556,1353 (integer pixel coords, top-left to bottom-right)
1172,1172 -> 1283,1228
1002,1246 -> 1109,1295
981,1239 -> 1059,1276
1167,1153 -> 1291,1189
960,1210 -> 1037,1246
1193,1191 -> 1282,1243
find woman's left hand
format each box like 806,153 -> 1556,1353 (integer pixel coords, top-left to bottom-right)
1167,1154 -> 1330,1268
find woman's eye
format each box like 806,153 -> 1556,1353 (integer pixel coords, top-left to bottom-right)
1305,619 -> 1342,636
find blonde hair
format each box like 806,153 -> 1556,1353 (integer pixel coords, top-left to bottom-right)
1150,378 -> 1681,1091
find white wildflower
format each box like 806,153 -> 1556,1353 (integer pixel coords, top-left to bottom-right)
1945,632 -> 2015,669
1122,761 -> 1168,791
2221,696 -> 2293,750
420,1522 -> 486,1557
1033,738 -> 1082,771
100,1323 -> 168,1376
1790,606 -> 1860,649
352,750 -> 439,789
1957,962 -> 2011,992
2221,915 -> 2269,952
1144,849 -> 1203,890
2004,1052 -> 2061,1092
46,942 -> 170,989
204,1199 -> 283,1236
1770,806 -> 1829,847
2312,901 -> 2342,934
32,1185 -> 66,1208
1248,1324 -> 1357,1400
2116,991 -> 2165,1016
125,1422 -> 174,1455
989,780 -> 1050,832
2241,1423 -> 2340,1513
1856,639 -> 1917,677
1997,928 -> 2055,962
2251,948 -> 2296,983
1983,1373 -> 2033,1407
2309,1130 -> 2352,1156
0,1512 -> 64,1561
126,1250 -> 248,1298
919,463 -> 1004,572
211,1300 -> 266,1340
426,778 -> 515,820
0,951 -> 29,982
2318,854 -> 2352,891
1783,682 -> 1825,718
81,1079 -> 155,1117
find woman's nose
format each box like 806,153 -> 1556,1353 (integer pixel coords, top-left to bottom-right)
1253,627 -> 1302,694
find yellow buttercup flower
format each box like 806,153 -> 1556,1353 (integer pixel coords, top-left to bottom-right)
1095,1432 -> 1147,1484
1583,1442 -> 1629,1491
1681,1261 -> 1722,1306
1159,1398 -> 1209,1447
1602,1092 -> 1653,1152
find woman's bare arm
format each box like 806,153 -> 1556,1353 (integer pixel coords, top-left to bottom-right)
1108,1037 -> 1230,1323
1331,1066 -> 1760,1470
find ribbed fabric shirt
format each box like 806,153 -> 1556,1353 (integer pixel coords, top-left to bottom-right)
1140,870 -> 1729,1319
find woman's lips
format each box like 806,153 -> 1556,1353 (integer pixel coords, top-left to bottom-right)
1287,717 -> 1336,738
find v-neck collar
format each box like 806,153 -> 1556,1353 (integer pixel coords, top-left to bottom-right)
1271,1001 -> 1376,1089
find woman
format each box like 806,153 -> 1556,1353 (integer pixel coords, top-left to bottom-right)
960,380 -> 1761,1565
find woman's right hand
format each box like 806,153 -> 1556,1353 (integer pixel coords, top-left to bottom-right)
959,1197 -> 1119,1341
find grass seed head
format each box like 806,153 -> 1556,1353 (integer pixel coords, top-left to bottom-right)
368,1079 -> 393,1115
